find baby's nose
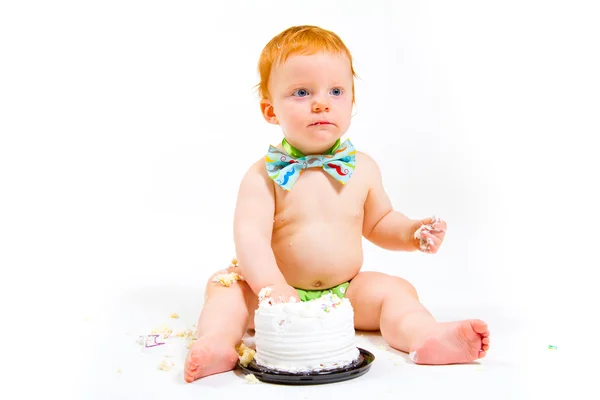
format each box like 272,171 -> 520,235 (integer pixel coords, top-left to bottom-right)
312,100 -> 330,112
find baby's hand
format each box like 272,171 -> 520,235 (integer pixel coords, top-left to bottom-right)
258,283 -> 301,305
414,216 -> 447,254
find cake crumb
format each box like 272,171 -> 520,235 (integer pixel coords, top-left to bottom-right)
245,374 -> 260,384
117,368 -> 121,373
176,329 -> 197,340
170,313 -> 179,319
151,323 -> 172,336
409,351 -> 417,362
158,360 -> 175,371
213,272 -> 244,287
236,342 -> 256,367
258,286 -> 273,304
414,215 -> 443,252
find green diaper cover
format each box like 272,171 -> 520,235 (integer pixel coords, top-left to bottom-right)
295,281 -> 350,302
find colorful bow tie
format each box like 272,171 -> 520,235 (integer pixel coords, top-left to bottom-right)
265,138 -> 356,191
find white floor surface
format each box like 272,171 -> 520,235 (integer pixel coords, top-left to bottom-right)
64,284 -> 576,400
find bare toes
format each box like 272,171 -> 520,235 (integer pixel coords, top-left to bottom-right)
482,337 -> 490,345
185,360 -> 196,371
483,344 -> 490,351
184,366 -> 196,382
185,363 -> 196,375
184,369 -> 194,382
478,350 -> 487,358
185,359 -> 196,373
472,320 -> 488,334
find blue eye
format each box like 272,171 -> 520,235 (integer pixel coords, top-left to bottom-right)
330,87 -> 342,96
292,89 -> 309,97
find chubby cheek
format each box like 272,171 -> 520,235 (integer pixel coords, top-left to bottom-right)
335,102 -> 353,131
337,106 -> 352,128
278,104 -> 306,130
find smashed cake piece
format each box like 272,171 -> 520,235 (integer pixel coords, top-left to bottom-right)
236,342 -> 256,367
212,272 -> 244,287
244,374 -> 260,384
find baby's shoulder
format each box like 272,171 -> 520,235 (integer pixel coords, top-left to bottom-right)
356,151 -> 382,175
356,150 -> 376,163
238,156 -> 272,186
235,157 -> 275,201
248,156 -> 270,175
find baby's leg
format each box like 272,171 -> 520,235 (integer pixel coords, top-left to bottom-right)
346,272 -> 490,365
184,267 -> 257,382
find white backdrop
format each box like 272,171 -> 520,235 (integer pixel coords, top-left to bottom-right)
1,0 -> 599,396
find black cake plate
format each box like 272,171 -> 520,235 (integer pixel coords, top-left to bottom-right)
238,347 -> 375,385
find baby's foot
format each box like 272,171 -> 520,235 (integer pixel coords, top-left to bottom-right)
184,336 -> 239,382
409,319 -> 490,365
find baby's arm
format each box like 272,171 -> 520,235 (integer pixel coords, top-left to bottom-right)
361,153 -> 421,251
233,160 -> 299,301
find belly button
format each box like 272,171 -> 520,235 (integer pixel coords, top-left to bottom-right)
312,281 -> 322,288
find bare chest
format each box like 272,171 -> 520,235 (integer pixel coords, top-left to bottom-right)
273,169 -> 367,225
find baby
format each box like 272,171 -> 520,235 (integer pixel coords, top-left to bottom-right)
184,25 -> 490,382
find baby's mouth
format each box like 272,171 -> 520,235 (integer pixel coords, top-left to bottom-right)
309,121 -> 334,127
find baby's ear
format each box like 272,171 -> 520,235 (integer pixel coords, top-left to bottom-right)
260,99 -> 278,125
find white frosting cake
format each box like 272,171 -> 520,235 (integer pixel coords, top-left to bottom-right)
253,290 -> 360,373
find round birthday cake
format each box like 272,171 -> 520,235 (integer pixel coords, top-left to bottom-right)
253,288 -> 360,373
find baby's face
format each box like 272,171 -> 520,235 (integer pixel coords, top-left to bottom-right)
263,52 -> 354,154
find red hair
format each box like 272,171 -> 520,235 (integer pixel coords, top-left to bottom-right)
257,25 -> 357,102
